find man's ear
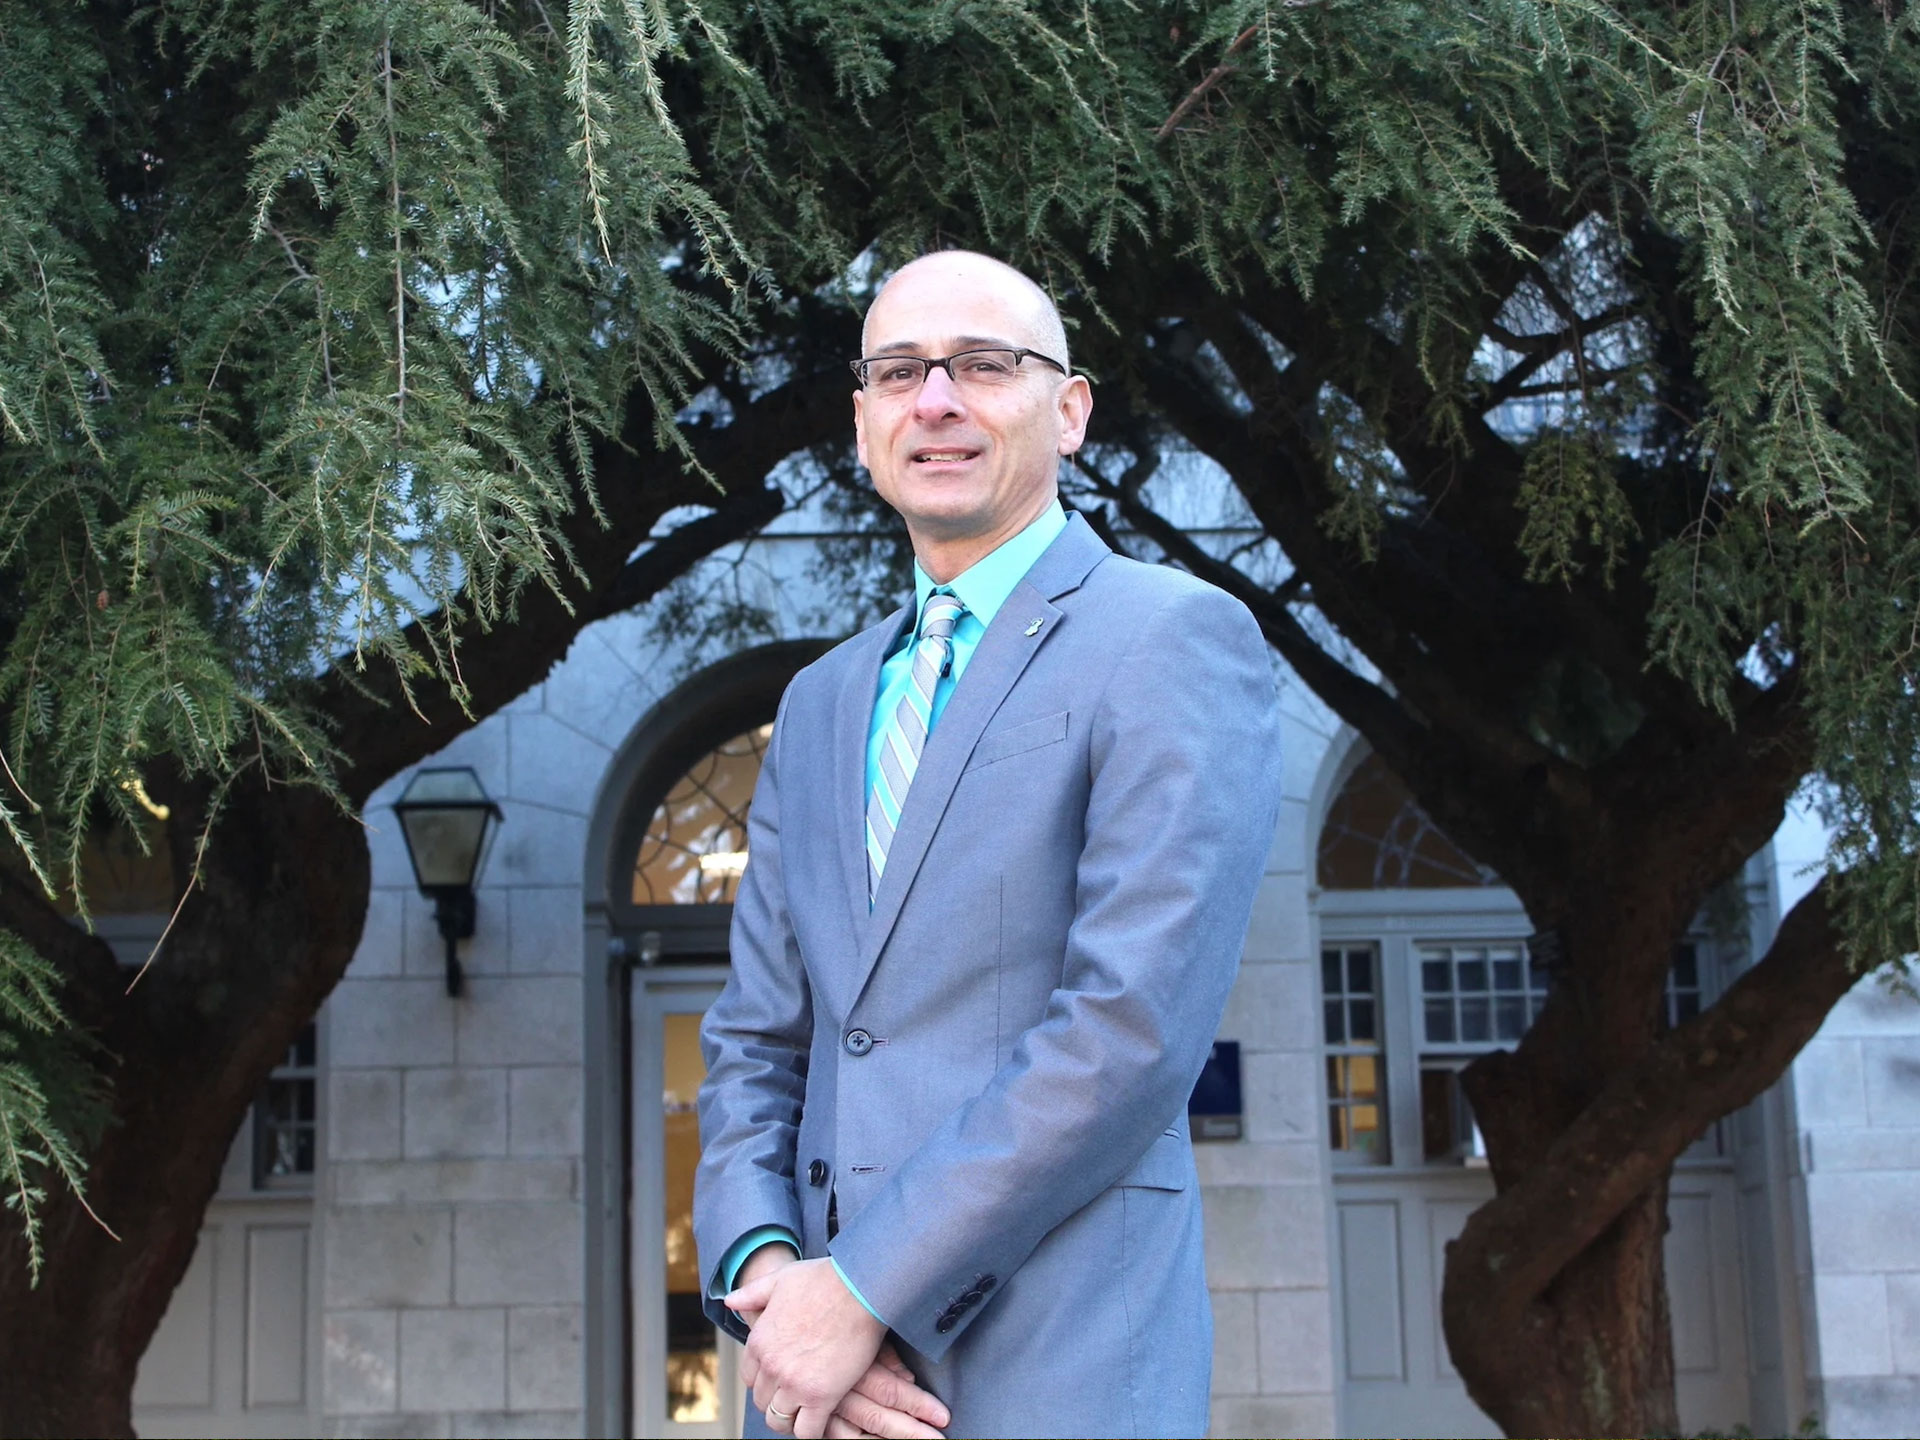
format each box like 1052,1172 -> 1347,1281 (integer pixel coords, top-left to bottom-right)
1056,374 -> 1093,456
853,387 -> 870,469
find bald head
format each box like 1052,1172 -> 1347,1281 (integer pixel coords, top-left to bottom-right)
862,251 -> 1071,372
851,248 -> 1092,583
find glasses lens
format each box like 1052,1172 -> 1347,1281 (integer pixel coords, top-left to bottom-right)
948,349 -> 1022,382
863,357 -> 929,393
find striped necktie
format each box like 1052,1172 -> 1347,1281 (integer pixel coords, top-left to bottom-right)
866,591 -> 967,904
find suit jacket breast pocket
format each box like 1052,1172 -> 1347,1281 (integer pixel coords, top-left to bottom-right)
962,710 -> 1069,773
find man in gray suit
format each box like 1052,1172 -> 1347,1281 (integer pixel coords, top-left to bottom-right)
694,251 -> 1283,1439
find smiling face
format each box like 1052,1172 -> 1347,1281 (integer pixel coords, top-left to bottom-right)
854,253 -> 1092,582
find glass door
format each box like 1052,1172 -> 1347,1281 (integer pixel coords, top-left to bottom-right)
630,975 -> 741,1438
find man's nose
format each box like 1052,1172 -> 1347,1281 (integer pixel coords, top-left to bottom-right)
913,363 -> 967,419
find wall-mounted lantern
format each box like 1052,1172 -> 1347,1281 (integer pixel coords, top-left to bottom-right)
392,766 -> 503,997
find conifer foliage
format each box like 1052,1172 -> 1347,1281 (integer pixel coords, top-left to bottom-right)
0,0 -> 766,1275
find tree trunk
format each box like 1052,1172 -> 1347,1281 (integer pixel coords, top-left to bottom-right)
0,783 -> 370,1439
1442,882 -> 1854,1436
1458,1183 -> 1678,1437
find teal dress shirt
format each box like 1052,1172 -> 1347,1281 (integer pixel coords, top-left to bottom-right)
711,500 -> 1070,1323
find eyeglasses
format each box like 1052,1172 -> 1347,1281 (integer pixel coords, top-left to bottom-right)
849,347 -> 1068,395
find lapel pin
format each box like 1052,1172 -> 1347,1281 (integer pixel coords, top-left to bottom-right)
1024,617 -> 1044,637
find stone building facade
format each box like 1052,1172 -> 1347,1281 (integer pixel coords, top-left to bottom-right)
124,518 -> 1920,1440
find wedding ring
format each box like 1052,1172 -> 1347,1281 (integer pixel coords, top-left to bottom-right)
767,1403 -> 797,1423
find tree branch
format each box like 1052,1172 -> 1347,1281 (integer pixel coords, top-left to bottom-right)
1449,878 -> 1851,1325
602,481 -> 785,613
0,866 -> 120,1004
1154,25 -> 1260,141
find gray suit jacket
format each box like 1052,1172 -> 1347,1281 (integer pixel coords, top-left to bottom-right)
694,515 -> 1283,1438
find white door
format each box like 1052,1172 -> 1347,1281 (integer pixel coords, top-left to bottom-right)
630,973 -> 745,1439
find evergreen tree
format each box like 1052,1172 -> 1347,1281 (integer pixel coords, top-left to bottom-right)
3,2 -> 1917,1435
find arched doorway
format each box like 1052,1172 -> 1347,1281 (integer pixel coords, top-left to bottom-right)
582,641 -> 827,1439
1312,740 -> 1757,1437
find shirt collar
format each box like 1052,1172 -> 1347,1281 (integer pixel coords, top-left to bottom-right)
911,499 -> 1068,632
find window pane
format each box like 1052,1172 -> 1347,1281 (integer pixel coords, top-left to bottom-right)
1458,957 -> 1489,992
1322,950 -> 1344,995
1421,1067 -> 1462,1160
1349,999 -> 1376,1043
1347,949 -> 1374,992
1495,995 -> 1527,1041
1492,956 -> 1522,991
1349,1105 -> 1382,1153
1422,958 -> 1450,994
1459,997 -> 1491,1043
1324,1000 -> 1346,1045
1425,999 -> 1456,1044
1346,1054 -> 1379,1100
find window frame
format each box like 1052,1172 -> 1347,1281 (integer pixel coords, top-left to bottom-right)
251,1020 -> 319,1192
603,640 -> 832,961
1318,889 -> 1731,1176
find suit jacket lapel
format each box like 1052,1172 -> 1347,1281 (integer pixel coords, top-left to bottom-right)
854,514 -> 1111,991
836,604 -> 911,944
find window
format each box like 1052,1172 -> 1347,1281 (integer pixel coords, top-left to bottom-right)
1323,943 -> 1388,1165
1415,942 -> 1549,1162
1316,748 -> 1724,1169
253,1022 -> 317,1189
630,724 -> 772,906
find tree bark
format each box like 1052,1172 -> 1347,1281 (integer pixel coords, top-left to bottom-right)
0,361 -> 848,1436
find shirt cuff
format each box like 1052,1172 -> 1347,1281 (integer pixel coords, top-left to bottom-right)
832,1257 -> 886,1326
711,1226 -> 800,1298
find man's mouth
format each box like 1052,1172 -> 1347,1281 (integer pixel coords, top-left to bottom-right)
912,448 -> 979,464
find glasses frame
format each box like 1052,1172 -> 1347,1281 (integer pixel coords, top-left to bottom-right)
848,347 -> 1069,391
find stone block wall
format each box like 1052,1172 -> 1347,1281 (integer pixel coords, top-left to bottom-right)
318,624 -> 658,1438
1792,975 -> 1920,1438
1201,677 -> 1340,1439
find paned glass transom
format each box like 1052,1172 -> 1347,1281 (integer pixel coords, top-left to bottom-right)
631,725 -> 772,905
1317,752 -> 1500,889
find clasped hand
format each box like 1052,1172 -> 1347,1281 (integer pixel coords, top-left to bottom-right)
726,1254 -> 949,1439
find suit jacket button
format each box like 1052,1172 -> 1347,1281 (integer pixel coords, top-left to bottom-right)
935,1314 -> 956,1334
843,1028 -> 874,1057
808,1159 -> 828,1187
962,1289 -> 982,1305
979,1274 -> 997,1291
